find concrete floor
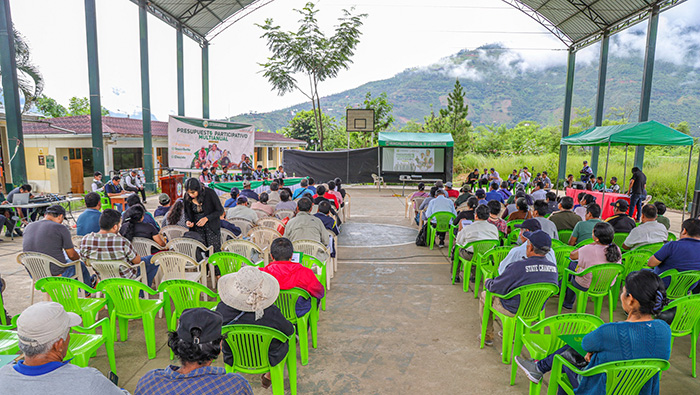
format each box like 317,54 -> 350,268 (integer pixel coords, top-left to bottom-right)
1,185 -> 699,394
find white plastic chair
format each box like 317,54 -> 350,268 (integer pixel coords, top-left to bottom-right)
274,210 -> 295,220
256,217 -> 286,232
160,225 -> 188,241
227,217 -> 255,236
247,227 -> 282,264
220,228 -> 238,243
72,235 -> 84,249
371,173 -> 385,189
17,252 -> 86,304
132,237 -> 165,258
151,251 -> 206,285
292,239 -> 333,290
221,239 -> 264,265
253,208 -> 271,219
166,238 -> 213,285
344,192 -> 351,220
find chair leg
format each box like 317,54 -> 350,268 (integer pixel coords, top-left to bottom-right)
480,304 -> 490,349
287,336 -> 298,395
309,311 -> 318,349
692,331 -> 698,378
428,227 -> 435,250
105,337 -> 117,374
501,318 -> 513,364
270,363 -> 286,395
473,261 -> 482,299
298,318 -> 309,366
607,292 -> 614,323
118,317 -> 129,342
143,315 -> 157,360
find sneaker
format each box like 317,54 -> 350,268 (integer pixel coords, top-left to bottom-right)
439,242 -> 445,248
14,229 -> 22,237
515,356 -> 543,384
478,335 -> 494,346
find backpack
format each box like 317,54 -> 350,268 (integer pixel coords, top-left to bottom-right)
415,224 -> 428,246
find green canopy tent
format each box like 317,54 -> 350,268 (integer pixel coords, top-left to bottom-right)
560,120 -> 695,221
377,132 -> 455,186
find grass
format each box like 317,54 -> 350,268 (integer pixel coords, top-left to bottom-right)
453,151 -> 698,210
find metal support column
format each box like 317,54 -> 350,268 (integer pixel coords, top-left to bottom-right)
591,32 -> 609,176
176,26 -> 185,116
634,5 -> 660,169
138,0 -> 154,192
202,41 -> 209,119
84,0 -> 105,174
0,0 -> 26,188
556,49 -> 576,187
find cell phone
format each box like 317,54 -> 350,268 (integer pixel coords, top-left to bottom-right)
461,220 -> 473,227
109,371 -> 119,386
291,252 -> 303,263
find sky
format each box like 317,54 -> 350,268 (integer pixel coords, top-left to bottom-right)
8,0 -> 700,121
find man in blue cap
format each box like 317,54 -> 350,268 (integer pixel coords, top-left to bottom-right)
224,187 -> 239,209
479,230 -> 558,346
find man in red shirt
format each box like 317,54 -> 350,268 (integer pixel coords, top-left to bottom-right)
260,237 -> 325,316
445,182 -> 459,198
312,185 -> 339,210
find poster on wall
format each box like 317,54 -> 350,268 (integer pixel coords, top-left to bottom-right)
167,115 -> 255,170
394,148 -> 435,172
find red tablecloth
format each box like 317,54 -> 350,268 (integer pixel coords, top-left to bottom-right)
565,188 -> 630,219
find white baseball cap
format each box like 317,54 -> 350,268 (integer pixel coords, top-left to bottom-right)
17,302 -> 81,346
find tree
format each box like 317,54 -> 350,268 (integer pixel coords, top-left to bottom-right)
425,80 -> 473,153
281,110 -> 339,150
67,96 -> 109,116
439,79 -> 469,129
6,27 -> 44,113
35,95 -> 67,118
258,2 -> 366,150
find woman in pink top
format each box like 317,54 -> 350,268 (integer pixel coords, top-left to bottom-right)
563,222 -> 622,309
251,192 -> 275,216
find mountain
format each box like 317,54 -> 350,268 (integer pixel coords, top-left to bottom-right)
231,43 -> 700,134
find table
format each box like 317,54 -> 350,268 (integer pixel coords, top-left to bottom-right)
565,188 -> 630,219
399,176 -> 442,196
1,196 -> 84,238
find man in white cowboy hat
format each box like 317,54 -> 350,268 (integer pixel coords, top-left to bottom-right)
0,302 -> 127,394
215,266 -> 294,389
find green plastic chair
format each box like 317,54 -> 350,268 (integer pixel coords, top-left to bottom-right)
511,313 -> 604,394
35,277 -> 106,333
558,229 -> 573,245
498,230 -> 508,246
611,249 -> 654,310
452,239 -> 499,287
558,263 -> 625,322
553,245 -> 576,284
208,252 -> 256,276
633,241 -> 665,254
0,285 -> 6,326
96,278 -> 163,359
663,294 -> 700,377
472,246 -> 513,296
97,191 -> 112,211
547,355 -> 669,395
300,255 -> 327,312
480,282 -> 559,364
550,239 -> 566,248
574,238 -> 595,249
659,270 -> 700,300
613,232 -> 629,247
222,324 -> 297,395
668,233 -> 678,241
158,279 -> 219,359
0,315 -> 19,355
507,219 -> 525,230
426,212 -> 456,250
507,228 -> 521,246
66,317 -> 116,374
274,288 -> 317,366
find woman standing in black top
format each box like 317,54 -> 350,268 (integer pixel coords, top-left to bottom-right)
183,178 -> 224,252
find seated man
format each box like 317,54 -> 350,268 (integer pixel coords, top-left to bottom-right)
497,220 -> 556,274
425,188 -> 458,248
314,201 -> 339,236
216,267 -> 294,389
485,182 -> 505,204
549,196 -> 581,231
648,218 -> 700,290
532,200 -> 559,240
606,176 -> 620,193
292,179 -> 312,200
275,190 -> 297,212
104,176 -> 126,211
541,171 -> 552,189
124,169 -> 147,203
654,201 -> 671,230
136,308 -> 252,395
475,189 -> 487,206
530,182 -> 547,201
1,183 -> 32,231
284,198 -> 328,245
239,180 -> 259,201
454,185 -> 472,208
327,180 -> 343,207
605,200 -> 636,233
23,205 -> 91,286
80,209 -> 158,286
569,203 -> 602,246
261,238 -> 325,316
273,165 -> 287,179
418,186 -> 439,222
481,230 -> 558,346
226,196 -> 258,223
220,213 -> 242,237
545,192 -> 559,214
267,182 -> 281,206
486,200 -> 507,235
0,302 -> 127,394
497,182 -> 512,201
154,193 -> 171,217
445,182 -> 459,198
224,187 -> 239,209
622,204 -> 668,250
455,205 -> 499,282
306,177 -> 317,194
313,185 -> 339,210
76,192 -> 102,236
253,165 -> 264,180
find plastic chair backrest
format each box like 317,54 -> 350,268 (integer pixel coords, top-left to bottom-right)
613,232 -> 629,247
520,313 -> 604,355
293,240 -> 330,263
661,270 -> 700,300
507,219 -> 525,229
222,239 -> 264,263
152,251 -> 198,281
550,239 -> 566,248
274,210 -> 295,220
221,324 -> 290,371
480,246 -> 513,272
507,229 -> 521,245
664,294 -> 700,336
34,277 -> 94,315
502,283 -> 559,320
558,229 -> 573,245
208,252 -> 254,276
160,225 -> 187,240
575,238 -> 596,248
301,254 -> 326,280
573,358 -> 669,394
167,238 -> 208,262
462,239 -> 500,257
254,209 -> 271,219
428,212 -> 456,232
274,288 -> 311,324
256,217 -> 285,230
72,235 -> 84,249
228,218 -> 255,235
667,233 -> 677,241
132,237 -> 162,258
221,228 -> 237,242
620,249 -> 653,279
96,278 -> 153,315
634,242 -> 665,254
553,246 -> 576,279
17,252 -> 62,280
248,227 -> 282,250
580,263 -> 624,296
87,259 -> 127,280
158,279 -> 218,317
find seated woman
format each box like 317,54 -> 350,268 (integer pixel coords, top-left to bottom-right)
251,192 -> 275,217
123,194 -> 160,230
454,196 -> 478,233
515,270 -> 671,395
119,205 -> 164,285
274,190 -> 297,212
507,197 -> 533,221
563,222 -> 622,309
162,199 -> 187,228
410,182 -> 429,212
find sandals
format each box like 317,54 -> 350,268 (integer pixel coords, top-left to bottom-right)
260,373 -> 272,389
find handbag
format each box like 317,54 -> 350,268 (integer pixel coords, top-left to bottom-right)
415,224 -> 428,246
560,346 -> 588,370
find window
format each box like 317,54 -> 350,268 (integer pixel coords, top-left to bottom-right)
82,148 -> 94,177
113,148 -> 143,171
156,147 -> 168,167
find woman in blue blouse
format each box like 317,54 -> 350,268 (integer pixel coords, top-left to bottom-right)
516,270 -> 672,394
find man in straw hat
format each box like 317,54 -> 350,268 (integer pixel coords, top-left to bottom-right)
136,308 -> 252,395
0,302 -> 127,393
216,267 -> 294,389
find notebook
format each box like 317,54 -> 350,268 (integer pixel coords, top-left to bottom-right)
558,333 -> 587,357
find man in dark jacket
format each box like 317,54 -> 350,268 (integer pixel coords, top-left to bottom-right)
605,200 -> 636,233
479,230 -> 558,345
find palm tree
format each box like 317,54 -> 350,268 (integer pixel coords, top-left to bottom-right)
1,27 -> 44,113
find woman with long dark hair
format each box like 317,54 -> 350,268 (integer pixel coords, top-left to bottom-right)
119,205 -> 163,285
516,270 -> 671,394
162,199 -> 187,228
183,178 -> 224,252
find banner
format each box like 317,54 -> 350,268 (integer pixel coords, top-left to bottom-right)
167,115 -> 255,170
394,148 -> 435,172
